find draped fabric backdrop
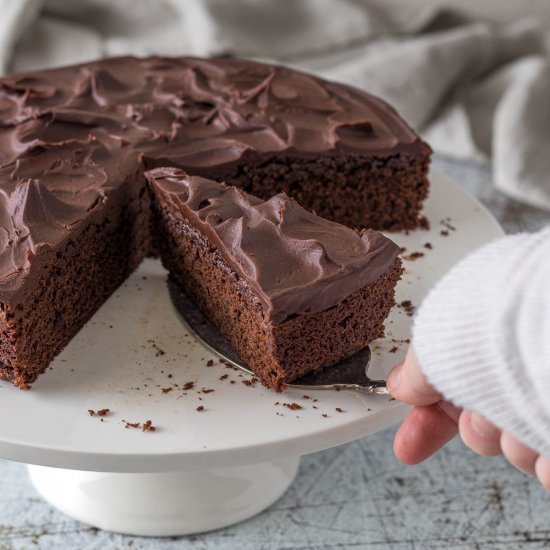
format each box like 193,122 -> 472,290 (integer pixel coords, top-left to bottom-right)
2,0 -> 550,213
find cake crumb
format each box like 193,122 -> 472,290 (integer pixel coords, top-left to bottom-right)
424,242 -> 433,250
201,388 -> 215,394
206,359 -> 214,367
122,419 -> 157,431
196,406 -> 205,412
440,217 -> 456,231
440,229 -> 449,236
322,414 -> 328,418
399,300 -> 416,317
336,407 -> 344,413
389,346 -> 398,353
162,387 -> 173,394
123,421 -> 140,429
147,339 -> 166,357
219,374 -> 229,381
283,402 -> 302,411
403,251 -> 424,261
391,338 -> 410,344
88,408 -> 110,417
142,420 -> 156,432
183,381 -> 195,391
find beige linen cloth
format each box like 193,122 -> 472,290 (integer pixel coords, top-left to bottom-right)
1,0 -> 549,211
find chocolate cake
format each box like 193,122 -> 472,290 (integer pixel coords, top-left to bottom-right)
0,56 -> 430,389
147,168 -> 402,391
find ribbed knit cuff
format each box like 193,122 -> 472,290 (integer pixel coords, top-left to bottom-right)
413,229 -> 550,456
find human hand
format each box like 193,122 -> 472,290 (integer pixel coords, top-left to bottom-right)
387,345 -> 550,491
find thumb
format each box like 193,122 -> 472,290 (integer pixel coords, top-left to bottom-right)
387,345 -> 442,406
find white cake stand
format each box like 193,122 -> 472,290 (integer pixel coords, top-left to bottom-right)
0,172 -> 502,536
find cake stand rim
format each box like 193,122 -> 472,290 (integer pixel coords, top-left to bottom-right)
0,170 -> 503,473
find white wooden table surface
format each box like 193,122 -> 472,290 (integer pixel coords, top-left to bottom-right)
0,155 -> 548,550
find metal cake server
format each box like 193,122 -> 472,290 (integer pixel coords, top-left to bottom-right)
168,279 -> 390,395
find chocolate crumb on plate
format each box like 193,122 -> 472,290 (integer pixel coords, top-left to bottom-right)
88,408 -> 110,417
196,406 -> 205,412
403,251 -> 424,261
440,217 -> 456,231
398,300 -> 416,317
142,420 -> 156,432
123,421 -> 141,429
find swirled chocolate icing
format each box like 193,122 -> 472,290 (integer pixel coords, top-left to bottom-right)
0,56 -> 421,302
147,167 -> 401,325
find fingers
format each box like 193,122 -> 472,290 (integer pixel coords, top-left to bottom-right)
459,413 -> 550,491
500,431 -> 538,475
459,411 -> 502,457
394,402 -> 460,465
535,456 -> 550,492
388,346 -> 442,406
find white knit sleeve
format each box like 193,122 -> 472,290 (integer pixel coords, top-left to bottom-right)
413,226 -> 550,456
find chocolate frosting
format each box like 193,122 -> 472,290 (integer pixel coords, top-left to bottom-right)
147,167 -> 401,325
0,56 -> 421,302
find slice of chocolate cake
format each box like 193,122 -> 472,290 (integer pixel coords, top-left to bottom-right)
147,167 -> 402,391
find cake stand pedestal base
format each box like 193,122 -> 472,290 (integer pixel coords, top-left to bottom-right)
28,457 -> 299,536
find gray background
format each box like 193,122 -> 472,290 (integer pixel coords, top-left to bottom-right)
0,155 -> 549,550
